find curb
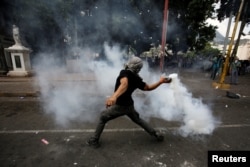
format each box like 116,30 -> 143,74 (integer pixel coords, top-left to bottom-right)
0,91 -> 41,97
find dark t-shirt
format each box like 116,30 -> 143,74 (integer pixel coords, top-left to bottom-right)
115,70 -> 146,106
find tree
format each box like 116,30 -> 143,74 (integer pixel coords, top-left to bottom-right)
169,0 -> 217,52
216,0 -> 250,23
0,0 -> 218,57
130,0 -> 217,53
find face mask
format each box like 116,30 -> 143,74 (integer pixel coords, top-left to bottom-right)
126,57 -> 143,73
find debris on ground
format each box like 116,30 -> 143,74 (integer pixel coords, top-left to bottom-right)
226,91 -> 240,99
41,138 -> 49,145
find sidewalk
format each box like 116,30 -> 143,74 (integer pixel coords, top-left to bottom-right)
0,76 -> 38,97
0,73 -> 96,97
0,71 -> 249,97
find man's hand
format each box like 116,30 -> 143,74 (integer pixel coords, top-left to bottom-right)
105,96 -> 117,108
144,76 -> 172,91
160,76 -> 172,83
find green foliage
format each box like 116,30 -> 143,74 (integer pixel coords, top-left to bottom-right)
198,42 -> 220,58
186,50 -> 196,58
184,42 -> 220,64
216,0 -> 250,23
165,0 -> 217,52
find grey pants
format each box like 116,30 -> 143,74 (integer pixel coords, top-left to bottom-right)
230,69 -> 238,84
93,105 -> 157,141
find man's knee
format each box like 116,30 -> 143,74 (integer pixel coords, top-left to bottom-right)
99,111 -> 110,122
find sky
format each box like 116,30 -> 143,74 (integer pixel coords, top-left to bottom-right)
206,2 -> 250,39
207,17 -> 250,39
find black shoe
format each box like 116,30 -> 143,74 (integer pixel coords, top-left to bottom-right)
86,137 -> 100,148
155,132 -> 164,142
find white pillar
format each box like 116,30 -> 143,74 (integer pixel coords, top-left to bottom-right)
5,45 -> 32,77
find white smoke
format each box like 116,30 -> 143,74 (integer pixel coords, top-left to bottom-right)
136,73 -> 220,137
88,42 -> 126,95
34,43 -> 219,136
34,43 -> 127,127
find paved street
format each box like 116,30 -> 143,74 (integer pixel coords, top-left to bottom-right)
0,70 -> 250,167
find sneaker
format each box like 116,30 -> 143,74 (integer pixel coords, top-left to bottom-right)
86,137 -> 100,148
155,132 -> 164,142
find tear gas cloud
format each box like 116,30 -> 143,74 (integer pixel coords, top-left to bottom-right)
29,1 -> 219,136
34,43 -> 219,136
34,43 -> 127,126
137,73 -> 220,136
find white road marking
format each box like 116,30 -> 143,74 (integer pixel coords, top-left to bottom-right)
0,124 -> 250,134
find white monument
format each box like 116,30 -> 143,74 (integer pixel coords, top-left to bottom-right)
4,25 -> 32,77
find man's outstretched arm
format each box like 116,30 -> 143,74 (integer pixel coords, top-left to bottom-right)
144,76 -> 171,91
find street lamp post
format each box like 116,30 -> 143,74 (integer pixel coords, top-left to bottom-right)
160,0 -> 169,72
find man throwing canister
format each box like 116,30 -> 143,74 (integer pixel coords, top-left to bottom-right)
87,56 -> 172,148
